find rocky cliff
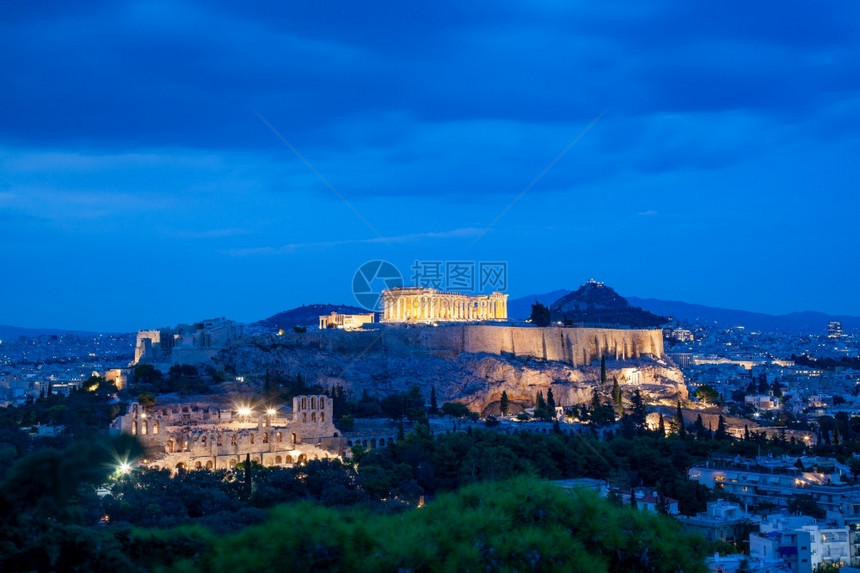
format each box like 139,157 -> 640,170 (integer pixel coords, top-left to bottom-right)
216,333 -> 687,415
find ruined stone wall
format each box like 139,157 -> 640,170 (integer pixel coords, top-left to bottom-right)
119,396 -> 340,471
262,325 -> 663,367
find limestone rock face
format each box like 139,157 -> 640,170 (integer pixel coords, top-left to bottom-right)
217,336 -> 686,415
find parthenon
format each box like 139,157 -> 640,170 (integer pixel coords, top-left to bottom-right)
381,287 -> 508,323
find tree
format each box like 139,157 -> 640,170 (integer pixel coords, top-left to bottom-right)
500,391 -> 510,416
788,494 -> 825,519
674,401 -> 687,438
611,377 -> 623,416
693,414 -> 706,440
546,388 -> 556,414
715,415 -> 729,441
429,387 -> 438,415
441,402 -> 471,418
629,389 -> 647,434
535,391 -> 546,411
529,302 -> 551,327
657,413 -> 666,437
693,385 -> 719,405
137,392 -> 156,409
600,355 -> 607,386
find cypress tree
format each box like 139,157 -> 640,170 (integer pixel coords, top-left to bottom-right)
657,413 -> 666,437
536,391 -> 547,410
630,389 -> 647,434
430,386 -> 438,415
675,401 -> 686,437
744,424 -> 751,441
611,377 -> 623,416
716,415 -> 728,441
693,414 -> 706,439
244,453 -> 252,499
600,355 -> 607,386
500,391 -> 510,416
547,388 -> 556,413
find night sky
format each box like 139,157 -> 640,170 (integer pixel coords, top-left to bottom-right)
1,1 -> 859,332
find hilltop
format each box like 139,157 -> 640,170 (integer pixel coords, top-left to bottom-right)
549,281 -> 667,327
253,303 -> 369,331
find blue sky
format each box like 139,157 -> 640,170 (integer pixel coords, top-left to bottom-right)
1,1 -> 859,331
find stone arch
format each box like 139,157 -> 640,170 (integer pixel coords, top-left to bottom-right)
153,420 -> 159,435
166,439 -> 174,453
297,454 -> 307,464
320,412 -> 325,422
217,434 -> 223,446
229,459 -> 237,468
275,455 -> 283,464
133,404 -> 139,417
263,432 -> 269,443
141,420 -> 148,435
301,397 -> 307,409
205,460 -> 213,469
285,455 -> 293,464
175,462 -> 186,471
319,397 -> 325,409
311,396 -> 316,409
311,412 -> 316,422
194,461 -> 202,469
250,433 -> 255,444
231,434 -> 237,446
291,433 -> 297,445
371,438 -> 377,448
201,435 -> 207,446
277,431 -> 283,443
132,421 -> 138,435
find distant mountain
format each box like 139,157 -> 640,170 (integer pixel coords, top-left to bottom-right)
254,304 -> 371,330
0,324 -> 103,339
507,289 -> 570,320
627,297 -> 860,335
549,281 -> 667,327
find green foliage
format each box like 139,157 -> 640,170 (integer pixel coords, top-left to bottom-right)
132,364 -> 162,385
440,402 -> 471,418
788,494 -> 825,519
693,385 -> 719,405
611,377 -> 623,416
500,390 -> 509,415
529,302 -> 551,327
172,478 -> 708,573
137,392 -> 156,409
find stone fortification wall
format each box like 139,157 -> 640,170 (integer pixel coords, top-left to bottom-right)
263,325 -> 663,367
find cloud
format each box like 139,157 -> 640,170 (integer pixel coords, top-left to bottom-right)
223,227 -> 484,256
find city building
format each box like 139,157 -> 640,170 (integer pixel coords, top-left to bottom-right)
829,322 -> 844,339
677,499 -> 757,542
750,529 -> 813,573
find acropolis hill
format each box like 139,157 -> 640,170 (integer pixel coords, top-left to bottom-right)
211,284 -> 686,414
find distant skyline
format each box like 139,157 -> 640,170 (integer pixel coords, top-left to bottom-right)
2,2 -> 859,332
